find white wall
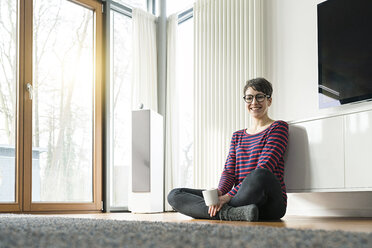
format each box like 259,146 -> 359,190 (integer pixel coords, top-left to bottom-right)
263,0 -> 372,217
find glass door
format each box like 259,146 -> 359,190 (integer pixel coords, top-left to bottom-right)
32,0 -> 94,203
104,1 -> 133,211
0,0 -> 102,213
0,0 -> 20,212
23,0 -> 103,212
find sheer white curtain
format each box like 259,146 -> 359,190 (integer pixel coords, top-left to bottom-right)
193,0 -> 263,189
164,14 -> 178,211
132,8 -> 158,111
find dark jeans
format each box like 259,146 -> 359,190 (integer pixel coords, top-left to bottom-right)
167,168 -> 286,220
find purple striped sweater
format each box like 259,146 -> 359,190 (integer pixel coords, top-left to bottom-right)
218,120 -> 289,204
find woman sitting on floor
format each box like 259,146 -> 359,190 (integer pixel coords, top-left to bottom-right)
167,78 -> 289,221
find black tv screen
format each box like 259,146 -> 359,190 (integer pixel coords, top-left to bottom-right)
318,0 -> 372,108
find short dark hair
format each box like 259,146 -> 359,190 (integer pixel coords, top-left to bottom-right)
243,78 -> 273,97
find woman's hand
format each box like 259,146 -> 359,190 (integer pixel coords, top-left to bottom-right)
208,194 -> 232,218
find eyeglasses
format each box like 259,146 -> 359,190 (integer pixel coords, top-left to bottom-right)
243,94 -> 270,103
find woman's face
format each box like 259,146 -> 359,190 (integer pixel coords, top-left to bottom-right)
245,87 -> 272,119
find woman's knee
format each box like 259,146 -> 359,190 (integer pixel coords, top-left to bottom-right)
249,168 -> 279,185
241,168 -> 272,189
252,168 -> 274,178
167,188 -> 182,207
231,169 -> 273,206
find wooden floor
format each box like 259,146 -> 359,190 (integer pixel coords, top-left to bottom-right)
52,212 -> 372,233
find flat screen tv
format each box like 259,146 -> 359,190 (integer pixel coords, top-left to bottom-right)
318,0 -> 372,108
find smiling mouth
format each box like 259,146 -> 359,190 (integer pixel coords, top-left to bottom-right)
250,107 -> 261,111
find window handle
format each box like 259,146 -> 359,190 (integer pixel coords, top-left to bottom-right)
26,83 -> 33,100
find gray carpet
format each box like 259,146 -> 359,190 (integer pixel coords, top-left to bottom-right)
0,215 -> 371,248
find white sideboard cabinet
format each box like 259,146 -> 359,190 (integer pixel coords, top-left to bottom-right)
345,110 -> 372,188
284,116 -> 344,191
284,110 -> 372,192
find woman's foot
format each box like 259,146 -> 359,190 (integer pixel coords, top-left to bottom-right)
218,204 -> 259,221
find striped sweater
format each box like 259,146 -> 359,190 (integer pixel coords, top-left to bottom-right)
218,120 -> 289,203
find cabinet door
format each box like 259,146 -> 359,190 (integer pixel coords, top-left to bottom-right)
345,111 -> 372,188
284,116 -> 344,191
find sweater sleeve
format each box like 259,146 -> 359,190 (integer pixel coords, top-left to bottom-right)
256,121 -> 289,172
217,134 -> 237,195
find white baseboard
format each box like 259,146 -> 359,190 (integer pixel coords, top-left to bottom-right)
286,192 -> 372,217
286,208 -> 372,217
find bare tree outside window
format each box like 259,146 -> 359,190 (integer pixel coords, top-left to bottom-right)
110,11 -> 133,207
176,17 -> 194,187
0,0 -> 17,202
32,0 -> 94,202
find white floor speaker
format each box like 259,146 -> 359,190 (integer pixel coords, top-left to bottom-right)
129,109 -> 164,213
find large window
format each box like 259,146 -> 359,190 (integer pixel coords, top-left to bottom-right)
104,0 -> 155,212
175,15 -> 194,187
109,9 -> 133,208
